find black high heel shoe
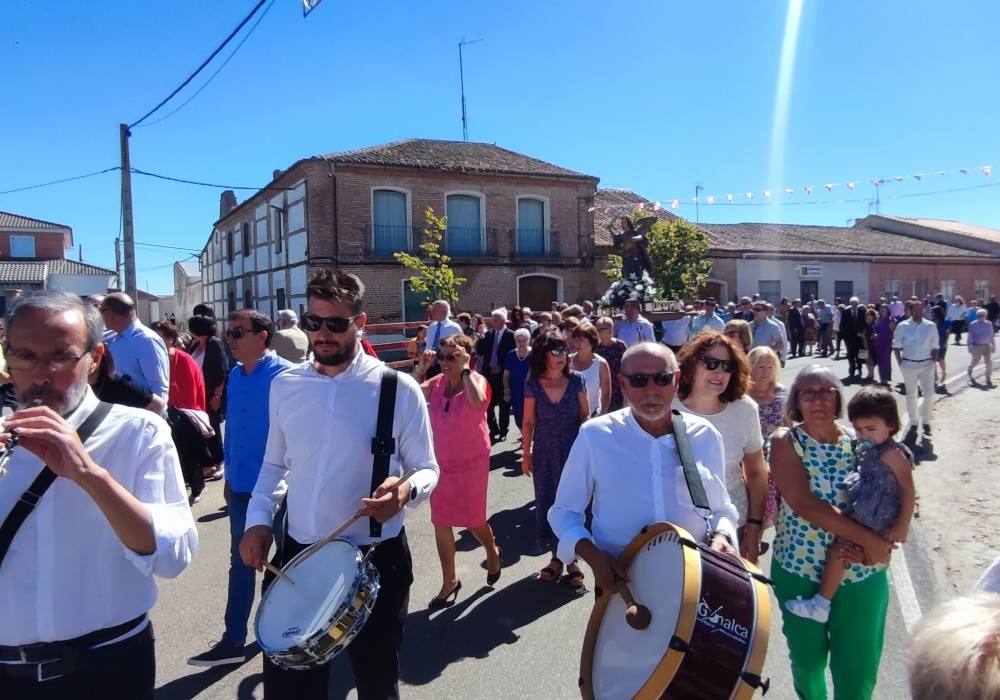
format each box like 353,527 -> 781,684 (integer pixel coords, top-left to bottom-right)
486,549 -> 502,587
428,581 -> 462,610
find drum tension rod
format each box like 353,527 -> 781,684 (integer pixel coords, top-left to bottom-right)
740,672 -> 770,695
668,635 -> 691,653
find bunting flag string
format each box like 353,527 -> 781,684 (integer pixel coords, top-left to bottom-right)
589,163 -> 993,214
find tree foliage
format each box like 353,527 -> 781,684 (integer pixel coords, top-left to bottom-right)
644,216 -> 713,300
602,254 -> 623,282
394,207 -> 467,304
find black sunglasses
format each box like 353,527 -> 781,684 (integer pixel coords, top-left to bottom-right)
436,350 -> 458,362
622,372 -> 674,388
225,327 -> 257,339
548,347 -> 569,357
699,356 -> 736,373
301,313 -> 357,333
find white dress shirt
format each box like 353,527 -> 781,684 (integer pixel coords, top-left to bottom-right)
892,318 -> 938,361
614,317 -> 656,347
548,409 -> 739,565
246,350 -> 439,545
0,388 -> 197,645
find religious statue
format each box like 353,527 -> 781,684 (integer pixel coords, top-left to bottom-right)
610,215 -> 655,279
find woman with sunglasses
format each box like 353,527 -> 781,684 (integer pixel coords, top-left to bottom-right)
673,331 -> 768,563
521,333 -> 590,586
415,334 -> 502,608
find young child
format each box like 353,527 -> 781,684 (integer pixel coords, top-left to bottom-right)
785,387 -> 916,622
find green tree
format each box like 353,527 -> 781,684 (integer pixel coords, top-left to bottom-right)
644,216 -> 713,300
602,254 -> 623,282
395,207 -> 467,304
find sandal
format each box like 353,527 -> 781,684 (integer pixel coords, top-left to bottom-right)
566,563 -> 585,589
538,558 -> 563,582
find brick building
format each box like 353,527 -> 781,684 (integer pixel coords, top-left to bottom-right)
199,139 -> 600,322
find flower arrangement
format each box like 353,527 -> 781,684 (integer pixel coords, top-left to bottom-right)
599,271 -> 659,309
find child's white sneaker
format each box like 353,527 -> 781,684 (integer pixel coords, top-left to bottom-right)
785,595 -> 830,623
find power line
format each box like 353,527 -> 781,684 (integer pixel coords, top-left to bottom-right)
135,241 -> 203,253
128,0 -> 270,129
130,167 -> 291,191
139,0 -> 279,128
0,167 -> 120,195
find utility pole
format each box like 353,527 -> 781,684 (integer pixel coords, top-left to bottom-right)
119,123 -> 137,298
458,38 -> 483,142
114,237 -> 122,289
694,183 -> 704,223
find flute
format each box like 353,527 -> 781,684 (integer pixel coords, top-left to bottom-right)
0,399 -> 43,478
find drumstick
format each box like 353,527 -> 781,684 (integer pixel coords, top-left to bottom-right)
264,561 -> 295,586
616,577 -> 652,630
297,468 -> 422,562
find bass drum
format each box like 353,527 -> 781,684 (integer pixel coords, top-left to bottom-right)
580,522 -> 771,699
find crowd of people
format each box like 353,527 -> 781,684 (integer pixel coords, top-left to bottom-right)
0,276 -> 997,699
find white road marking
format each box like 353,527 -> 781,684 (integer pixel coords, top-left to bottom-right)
890,547 -> 923,634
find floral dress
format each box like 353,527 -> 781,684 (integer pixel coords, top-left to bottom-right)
595,340 -> 626,410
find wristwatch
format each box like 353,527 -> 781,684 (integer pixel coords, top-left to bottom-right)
461,368 -> 472,379
746,518 -> 764,527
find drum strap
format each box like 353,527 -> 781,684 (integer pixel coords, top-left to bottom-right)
0,400 -> 113,571
669,409 -> 712,517
369,368 -> 398,538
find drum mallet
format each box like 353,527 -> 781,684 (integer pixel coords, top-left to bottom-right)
616,578 -> 652,630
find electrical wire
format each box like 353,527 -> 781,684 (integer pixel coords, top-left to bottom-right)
138,0 -> 279,128
128,0 -> 270,130
0,167 -> 120,196
135,241 -> 204,253
130,167 -> 290,191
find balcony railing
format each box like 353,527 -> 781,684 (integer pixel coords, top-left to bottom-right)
444,227 -> 497,257
511,228 -> 560,258
365,224 -> 420,257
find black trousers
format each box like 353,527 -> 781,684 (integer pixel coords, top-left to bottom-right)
484,370 -> 510,437
0,623 -> 154,700
845,337 -> 861,376
262,531 -> 413,700
789,326 -> 804,355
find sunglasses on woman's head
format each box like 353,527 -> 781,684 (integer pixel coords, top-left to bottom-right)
301,313 -> 357,333
622,372 -> 674,388
698,356 -> 736,373
548,347 -> 569,357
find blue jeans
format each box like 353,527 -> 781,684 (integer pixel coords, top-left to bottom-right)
224,490 -> 256,647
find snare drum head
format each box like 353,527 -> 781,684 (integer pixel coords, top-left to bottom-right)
590,526 -> 694,700
256,540 -> 360,652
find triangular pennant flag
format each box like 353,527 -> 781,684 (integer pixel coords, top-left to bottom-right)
846,181 -> 855,190
707,196 -> 715,205
671,199 -> 680,209
805,186 -> 813,195
745,192 -> 754,200
726,194 -> 734,203
984,166 -> 993,177
894,176 -> 904,182
652,201 -> 662,211
784,187 -> 795,194
764,190 -> 772,200
914,174 -> 923,181
825,184 -> 834,191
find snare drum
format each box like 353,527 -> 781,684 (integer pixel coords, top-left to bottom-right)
255,539 -> 380,670
580,522 -> 771,699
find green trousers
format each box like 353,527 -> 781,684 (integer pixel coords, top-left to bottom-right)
770,562 -> 889,700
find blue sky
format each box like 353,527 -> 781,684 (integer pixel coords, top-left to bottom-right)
2,0 -> 998,294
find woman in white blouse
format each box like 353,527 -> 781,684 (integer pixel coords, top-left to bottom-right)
570,324 -> 611,417
947,295 -> 969,345
672,330 -> 768,563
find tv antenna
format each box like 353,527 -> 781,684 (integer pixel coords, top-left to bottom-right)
459,38 -> 484,141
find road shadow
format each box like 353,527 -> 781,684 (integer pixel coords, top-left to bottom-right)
455,501 -> 541,567
155,644 -> 261,699
198,509 -> 229,524
399,574 -> 584,687
489,446 -> 523,477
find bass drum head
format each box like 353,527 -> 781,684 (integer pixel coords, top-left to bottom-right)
256,540 -> 360,653
590,525 -> 696,699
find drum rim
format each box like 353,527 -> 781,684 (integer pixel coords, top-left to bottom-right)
254,539 -> 367,655
579,521 -> 702,700
730,558 -> 772,700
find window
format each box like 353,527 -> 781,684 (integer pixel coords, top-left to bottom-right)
372,189 -> 409,254
940,280 -> 956,299
243,275 -> 253,309
242,222 -> 251,257
516,197 -> 545,254
885,280 -> 902,298
445,193 -> 482,254
276,287 -> 286,311
273,207 -> 284,254
757,280 -> 781,306
834,280 -> 854,301
975,280 -> 989,301
227,290 -> 236,314
226,229 -> 234,265
913,280 -> 928,299
9,235 -> 35,258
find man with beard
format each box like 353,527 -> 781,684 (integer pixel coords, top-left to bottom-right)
0,291 -> 197,698
548,342 -> 738,592
240,269 -> 438,700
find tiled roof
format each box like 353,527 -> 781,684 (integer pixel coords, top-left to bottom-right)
593,188 -> 681,246
870,215 -> 1000,245
0,259 -> 115,285
321,138 -> 597,181
700,222 -> 993,258
0,211 -> 70,231
176,260 -> 200,277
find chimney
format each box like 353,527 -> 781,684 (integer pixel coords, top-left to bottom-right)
272,169 -> 282,181
219,190 -> 238,219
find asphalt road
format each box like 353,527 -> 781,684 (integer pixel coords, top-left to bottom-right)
152,342 -> 981,699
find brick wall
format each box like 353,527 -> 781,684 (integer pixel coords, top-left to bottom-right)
0,231 -> 67,259
869,260 -> 1000,301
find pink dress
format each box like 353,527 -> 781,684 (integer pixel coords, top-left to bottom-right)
428,373 -> 492,527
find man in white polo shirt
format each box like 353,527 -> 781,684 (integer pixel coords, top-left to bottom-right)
892,299 -> 939,438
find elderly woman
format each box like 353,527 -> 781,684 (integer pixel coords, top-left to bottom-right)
594,315 -> 627,411
673,331 -> 768,562
522,333 -> 589,586
967,307 -> 995,386
802,305 -> 819,355
770,366 -> 893,699
415,334 -> 502,608
723,319 -> 752,354
570,324 -> 611,416
503,328 -> 532,430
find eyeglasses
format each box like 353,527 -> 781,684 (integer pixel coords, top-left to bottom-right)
5,348 -> 90,373
799,387 -> 838,402
752,307 -> 767,312
699,356 -> 736,373
622,372 -> 675,388
437,350 -> 457,362
301,313 -> 357,333
225,327 -> 255,339
548,347 -> 569,357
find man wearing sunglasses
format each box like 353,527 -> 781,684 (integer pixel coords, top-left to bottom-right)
239,269 -> 438,699
548,342 -> 738,594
